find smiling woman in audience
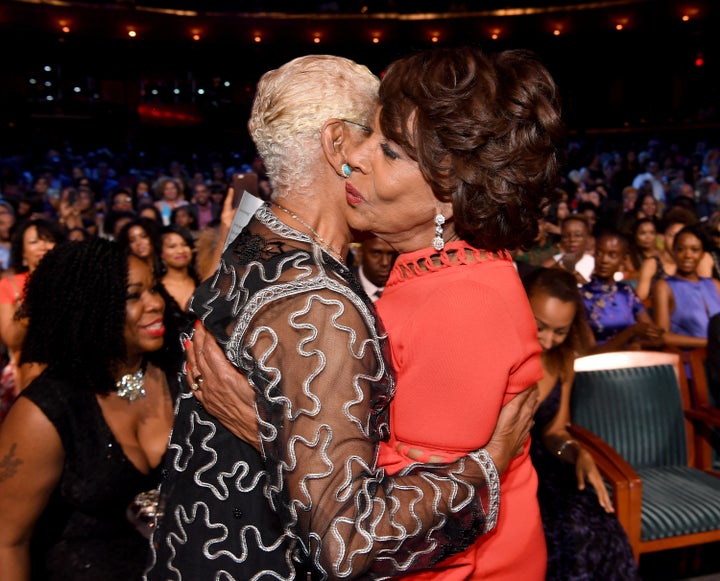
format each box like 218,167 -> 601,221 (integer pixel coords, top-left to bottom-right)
0,238 -> 182,580
653,223 -> 720,348
159,224 -> 198,312
0,218 -> 65,419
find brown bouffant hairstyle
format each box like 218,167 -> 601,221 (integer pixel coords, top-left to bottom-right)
379,46 -> 566,252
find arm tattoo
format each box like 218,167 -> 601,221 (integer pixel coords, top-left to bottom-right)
0,443 -> 23,483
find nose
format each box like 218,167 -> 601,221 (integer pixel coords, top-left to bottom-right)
537,330 -> 553,351
144,289 -> 165,314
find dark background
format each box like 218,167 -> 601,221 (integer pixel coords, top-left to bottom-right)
1,0 -> 718,157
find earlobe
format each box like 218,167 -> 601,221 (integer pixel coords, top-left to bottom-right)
439,201 -> 454,220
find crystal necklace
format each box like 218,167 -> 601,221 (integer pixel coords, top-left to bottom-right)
115,367 -> 147,402
273,202 -> 346,265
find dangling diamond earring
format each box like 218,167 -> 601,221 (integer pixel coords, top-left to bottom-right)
432,213 -> 446,251
341,163 -> 352,178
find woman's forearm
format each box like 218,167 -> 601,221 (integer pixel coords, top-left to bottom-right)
0,545 -> 31,581
662,332 -> 707,349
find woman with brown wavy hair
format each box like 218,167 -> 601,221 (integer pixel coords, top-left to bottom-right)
352,46 -> 564,580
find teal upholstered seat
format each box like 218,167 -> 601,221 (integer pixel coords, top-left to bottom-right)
570,351 -> 720,560
636,466 -> 720,541
573,364 -> 687,468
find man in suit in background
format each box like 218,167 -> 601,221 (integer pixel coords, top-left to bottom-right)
352,236 -> 398,302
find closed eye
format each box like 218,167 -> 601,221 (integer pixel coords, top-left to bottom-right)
381,142 -> 400,160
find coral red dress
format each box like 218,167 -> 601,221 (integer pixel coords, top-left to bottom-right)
376,241 -> 546,580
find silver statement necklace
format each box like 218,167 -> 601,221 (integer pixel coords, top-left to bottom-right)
273,202 -> 346,265
115,368 -> 147,402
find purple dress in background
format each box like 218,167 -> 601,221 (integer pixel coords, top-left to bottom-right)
665,276 -> 720,338
581,277 -> 646,344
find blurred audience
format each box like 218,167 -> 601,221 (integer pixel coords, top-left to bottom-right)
543,215 -> 595,285
116,218 -> 163,276
653,224 -> 720,348
0,219 -> 65,420
580,231 -> 664,351
159,224 -> 198,312
350,236 -> 398,302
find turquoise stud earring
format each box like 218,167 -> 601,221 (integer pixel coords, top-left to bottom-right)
341,163 -> 352,178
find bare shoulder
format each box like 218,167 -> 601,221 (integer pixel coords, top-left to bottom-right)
0,396 -> 64,484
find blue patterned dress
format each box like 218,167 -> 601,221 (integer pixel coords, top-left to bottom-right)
581,277 -> 646,344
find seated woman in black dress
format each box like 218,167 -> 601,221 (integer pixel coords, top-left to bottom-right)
0,238 -> 182,580
522,267 -> 639,581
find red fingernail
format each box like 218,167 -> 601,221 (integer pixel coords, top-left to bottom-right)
194,320 -> 202,330
183,338 -> 191,351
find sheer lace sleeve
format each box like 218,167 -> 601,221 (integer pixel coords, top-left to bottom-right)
236,287 -> 499,579
178,212 -> 500,579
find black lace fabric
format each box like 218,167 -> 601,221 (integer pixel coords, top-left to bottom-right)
146,206 -> 499,580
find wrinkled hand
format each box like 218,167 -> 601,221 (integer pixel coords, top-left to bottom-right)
186,323 -> 261,452
575,448 -> 615,513
484,385 -> 539,474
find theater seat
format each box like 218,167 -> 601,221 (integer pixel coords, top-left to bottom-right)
569,350 -> 720,561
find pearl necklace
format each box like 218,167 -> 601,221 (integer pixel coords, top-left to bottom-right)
115,367 -> 146,402
273,202 -> 346,265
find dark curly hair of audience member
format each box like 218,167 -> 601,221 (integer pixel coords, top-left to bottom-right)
522,267 -> 593,374
378,46 -> 566,252
19,239 -> 183,396
10,218 -> 66,274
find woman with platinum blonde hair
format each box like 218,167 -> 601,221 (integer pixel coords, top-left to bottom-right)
249,54 -> 379,194
145,54 -> 536,580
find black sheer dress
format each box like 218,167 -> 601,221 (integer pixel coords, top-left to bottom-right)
145,205 -> 501,581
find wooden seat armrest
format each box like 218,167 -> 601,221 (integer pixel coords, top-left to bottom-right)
685,407 -> 720,429
568,422 -> 642,543
684,407 -> 720,471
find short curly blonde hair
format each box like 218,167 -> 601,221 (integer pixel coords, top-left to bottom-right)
249,55 -> 379,196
